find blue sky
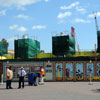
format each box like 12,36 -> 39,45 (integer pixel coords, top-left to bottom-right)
0,0 -> 100,53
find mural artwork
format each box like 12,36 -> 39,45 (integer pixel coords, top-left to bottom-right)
97,63 -> 100,76
66,63 -> 73,80
87,63 -> 94,80
56,63 -> 63,80
76,63 -> 84,80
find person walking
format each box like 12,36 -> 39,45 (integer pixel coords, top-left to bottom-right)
6,66 -> 13,89
18,67 -> 26,89
40,66 -> 45,84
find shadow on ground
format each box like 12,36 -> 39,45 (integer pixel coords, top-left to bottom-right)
91,89 -> 100,93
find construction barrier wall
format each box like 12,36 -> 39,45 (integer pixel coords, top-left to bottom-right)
1,58 -> 100,82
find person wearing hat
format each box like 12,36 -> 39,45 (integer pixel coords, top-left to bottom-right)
18,67 -> 26,89
6,66 -> 13,89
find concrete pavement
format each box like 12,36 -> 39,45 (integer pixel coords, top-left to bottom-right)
0,82 -> 100,100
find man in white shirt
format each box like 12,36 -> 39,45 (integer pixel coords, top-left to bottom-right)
18,67 -> 26,89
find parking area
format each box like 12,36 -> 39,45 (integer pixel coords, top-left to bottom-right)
0,82 -> 100,100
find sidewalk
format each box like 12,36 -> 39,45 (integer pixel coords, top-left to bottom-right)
0,82 -> 100,100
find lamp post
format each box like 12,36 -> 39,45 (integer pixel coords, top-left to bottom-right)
88,60 -> 93,85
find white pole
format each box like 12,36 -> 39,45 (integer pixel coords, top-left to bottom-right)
89,72 -> 93,85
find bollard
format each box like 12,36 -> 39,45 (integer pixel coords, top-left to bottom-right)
0,74 -> 3,85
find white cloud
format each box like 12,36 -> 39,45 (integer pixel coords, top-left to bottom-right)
16,14 -> 29,19
17,6 -> 27,10
60,1 -> 86,14
0,10 -> 6,16
0,0 -> 41,7
17,26 -> 27,32
32,25 -> 46,29
76,6 -> 86,14
45,0 -> 48,2
9,24 -> 18,30
88,12 -> 100,18
9,24 -> 27,32
60,1 -> 79,10
57,12 -> 72,19
74,18 -> 91,23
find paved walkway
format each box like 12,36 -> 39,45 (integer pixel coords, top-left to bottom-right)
0,82 -> 100,100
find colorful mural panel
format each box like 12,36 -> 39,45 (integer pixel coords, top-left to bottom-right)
97,63 -> 100,76
66,63 -> 73,80
87,63 -> 94,80
94,63 -> 100,80
56,63 -> 63,80
76,63 -> 84,80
